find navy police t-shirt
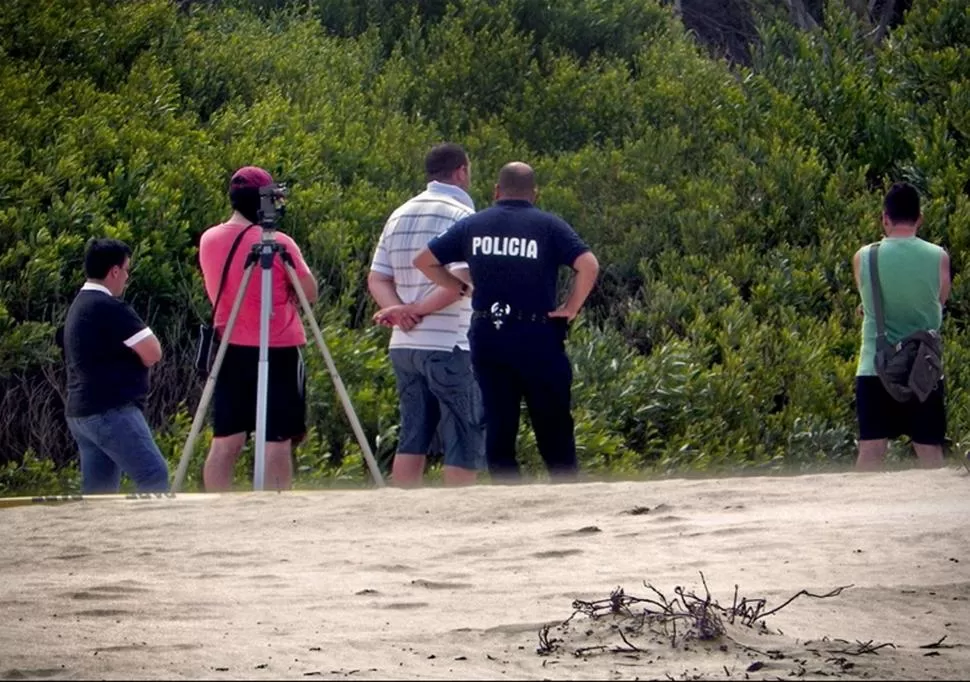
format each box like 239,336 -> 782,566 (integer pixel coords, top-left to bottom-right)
428,200 -> 589,313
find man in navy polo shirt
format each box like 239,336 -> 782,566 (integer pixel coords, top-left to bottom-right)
61,238 -> 169,494
413,162 -> 599,481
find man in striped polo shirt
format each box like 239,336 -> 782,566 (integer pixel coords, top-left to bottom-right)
367,143 -> 485,487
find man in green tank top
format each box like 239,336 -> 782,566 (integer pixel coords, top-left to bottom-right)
852,182 -> 951,471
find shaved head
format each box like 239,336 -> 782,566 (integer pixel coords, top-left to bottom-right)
496,162 -> 536,199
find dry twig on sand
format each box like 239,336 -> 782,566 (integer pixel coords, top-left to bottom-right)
919,635 -> 954,649
539,573 -> 859,658
730,584 -> 852,626
825,639 -> 897,656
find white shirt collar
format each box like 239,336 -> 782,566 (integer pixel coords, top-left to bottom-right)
81,282 -> 113,296
427,181 -> 475,210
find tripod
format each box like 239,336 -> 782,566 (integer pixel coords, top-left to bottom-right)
172,194 -> 385,492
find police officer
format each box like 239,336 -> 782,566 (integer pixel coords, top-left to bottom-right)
413,162 -> 599,481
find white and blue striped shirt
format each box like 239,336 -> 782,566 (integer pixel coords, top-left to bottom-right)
370,181 -> 474,351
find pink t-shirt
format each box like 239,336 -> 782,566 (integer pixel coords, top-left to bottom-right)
199,221 -> 312,347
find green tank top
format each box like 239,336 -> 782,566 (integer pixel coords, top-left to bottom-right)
856,236 -> 943,376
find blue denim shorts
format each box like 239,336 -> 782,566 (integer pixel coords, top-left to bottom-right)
389,347 -> 485,470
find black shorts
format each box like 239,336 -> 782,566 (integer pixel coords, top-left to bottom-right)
212,344 -> 306,442
855,375 -> 945,444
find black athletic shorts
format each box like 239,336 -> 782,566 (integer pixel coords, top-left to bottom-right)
855,375 -> 945,444
212,344 -> 306,442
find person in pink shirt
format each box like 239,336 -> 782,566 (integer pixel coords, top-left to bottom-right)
198,166 -> 319,491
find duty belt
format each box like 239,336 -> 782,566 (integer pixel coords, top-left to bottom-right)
472,303 -> 551,329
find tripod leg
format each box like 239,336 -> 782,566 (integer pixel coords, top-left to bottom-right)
253,254 -> 274,492
282,262 -> 386,487
172,261 -> 257,493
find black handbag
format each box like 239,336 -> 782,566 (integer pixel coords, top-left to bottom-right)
195,224 -> 255,377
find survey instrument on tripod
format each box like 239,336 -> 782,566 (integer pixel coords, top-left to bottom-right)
173,180 -> 385,492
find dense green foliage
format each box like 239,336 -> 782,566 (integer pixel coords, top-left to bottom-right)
1,0 -> 968,493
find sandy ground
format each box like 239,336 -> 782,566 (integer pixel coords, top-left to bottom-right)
1,467 -> 969,680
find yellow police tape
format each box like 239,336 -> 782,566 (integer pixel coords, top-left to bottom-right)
0,492 -> 220,509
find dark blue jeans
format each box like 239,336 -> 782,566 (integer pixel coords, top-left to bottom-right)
66,405 -> 170,494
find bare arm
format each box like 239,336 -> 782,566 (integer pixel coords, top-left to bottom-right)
368,271 -> 417,331
451,265 -> 471,286
296,270 -> 319,305
853,248 -> 864,317
129,333 -> 162,368
408,286 -> 464,317
549,251 -> 600,321
408,264 -> 470,315
940,250 -> 951,306
413,247 -> 468,294
372,263 -> 469,328
367,271 -> 403,309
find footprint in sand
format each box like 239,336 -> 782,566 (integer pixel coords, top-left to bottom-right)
371,564 -> 414,573
68,592 -> 123,601
483,620 -> 559,635
448,547 -> 487,558
624,503 -> 673,515
68,583 -> 151,600
558,526 -> 602,537
653,515 -> 686,523
196,550 -> 257,558
98,643 -> 202,652
532,549 -> 583,559
94,582 -> 151,594
409,579 -> 472,590
73,609 -> 133,617
383,602 -> 429,610
622,506 -> 652,516
2,668 -> 64,680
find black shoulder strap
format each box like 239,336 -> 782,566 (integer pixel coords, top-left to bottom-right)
210,224 -> 254,324
867,242 -> 890,349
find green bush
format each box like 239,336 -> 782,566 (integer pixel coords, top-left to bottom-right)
1,0 -> 969,495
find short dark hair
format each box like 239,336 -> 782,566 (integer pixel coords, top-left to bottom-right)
229,186 -> 260,223
884,182 -> 921,224
84,238 -> 131,279
425,143 -> 468,181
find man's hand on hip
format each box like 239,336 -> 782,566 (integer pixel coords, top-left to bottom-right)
548,305 -> 579,323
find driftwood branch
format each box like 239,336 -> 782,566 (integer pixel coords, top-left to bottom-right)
536,625 -> 560,655
617,628 -> 643,652
827,639 -> 896,656
536,574 -> 901,680
751,585 -> 853,624
919,635 -> 954,650
551,572 -> 858,657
